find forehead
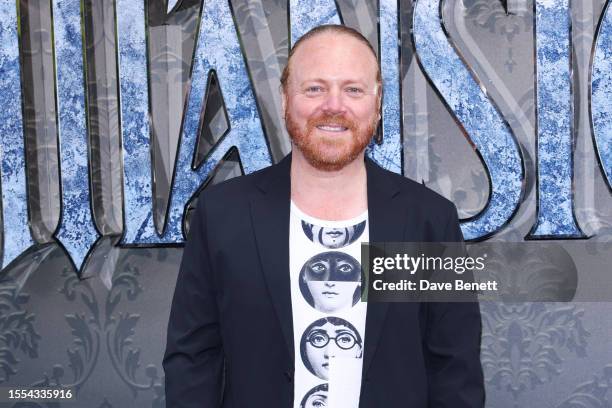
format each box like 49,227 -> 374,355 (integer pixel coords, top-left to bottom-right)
313,322 -> 352,332
308,252 -> 353,263
289,32 -> 378,84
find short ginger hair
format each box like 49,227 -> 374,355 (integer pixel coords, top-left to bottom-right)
280,24 -> 382,97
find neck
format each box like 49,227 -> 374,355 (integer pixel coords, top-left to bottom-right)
290,148 -> 368,220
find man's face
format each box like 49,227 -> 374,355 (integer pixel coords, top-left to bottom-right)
283,32 -> 381,171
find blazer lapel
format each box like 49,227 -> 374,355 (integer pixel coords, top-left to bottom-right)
249,154 -> 294,359
362,157 -> 407,375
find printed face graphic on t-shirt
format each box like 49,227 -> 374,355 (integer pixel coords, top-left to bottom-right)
300,252 -> 362,312
300,318 -> 363,380
302,220 -> 366,249
301,384 -> 328,408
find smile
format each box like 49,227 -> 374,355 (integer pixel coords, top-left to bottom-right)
316,124 -> 348,132
322,291 -> 339,296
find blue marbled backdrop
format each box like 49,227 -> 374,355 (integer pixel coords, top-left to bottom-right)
0,2 -> 35,268
592,0 -> 612,190
52,0 -> 101,271
530,0 -> 584,238
413,0 -> 524,240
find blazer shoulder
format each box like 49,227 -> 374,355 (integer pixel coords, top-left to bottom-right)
196,160 -> 287,222
377,165 -> 458,217
373,166 -> 462,241
199,162 -> 275,201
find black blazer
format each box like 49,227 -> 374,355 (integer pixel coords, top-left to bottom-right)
163,153 -> 485,407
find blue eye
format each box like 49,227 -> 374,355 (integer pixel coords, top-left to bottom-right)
306,86 -> 323,93
346,87 -> 364,94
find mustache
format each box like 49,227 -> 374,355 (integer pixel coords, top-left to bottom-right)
305,114 -> 357,132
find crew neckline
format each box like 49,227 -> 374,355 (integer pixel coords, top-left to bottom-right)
290,200 -> 368,227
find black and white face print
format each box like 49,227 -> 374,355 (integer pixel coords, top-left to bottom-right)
300,383 -> 328,408
301,220 -> 366,249
300,317 -> 363,381
299,251 -> 363,313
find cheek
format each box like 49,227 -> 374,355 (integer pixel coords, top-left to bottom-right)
288,97 -> 320,119
306,281 -> 321,295
350,103 -> 379,123
307,345 -> 322,362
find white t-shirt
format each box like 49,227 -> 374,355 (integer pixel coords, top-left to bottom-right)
289,201 -> 369,408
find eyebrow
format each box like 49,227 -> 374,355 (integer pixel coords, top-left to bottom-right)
334,328 -> 353,334
299,78 -> 369,86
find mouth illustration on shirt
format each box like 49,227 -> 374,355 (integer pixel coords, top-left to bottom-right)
325,231 -> 343,238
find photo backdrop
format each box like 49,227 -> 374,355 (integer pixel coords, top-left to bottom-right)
0,0 -> 611,406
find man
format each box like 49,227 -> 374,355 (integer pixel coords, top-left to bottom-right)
163,24 -> 484,407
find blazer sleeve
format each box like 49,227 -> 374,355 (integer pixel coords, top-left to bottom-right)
163,195 -> 224,407
422,204 -> 485,408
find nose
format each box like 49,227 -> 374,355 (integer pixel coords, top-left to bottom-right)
321,88 -> 346,115
327,342 -> 340,358
324,281 -> 335,288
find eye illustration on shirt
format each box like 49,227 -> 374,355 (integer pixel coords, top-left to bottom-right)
299,252 -> 363,312
336,330 -> 357,348
310,396 -> 326,407
307,330 -> 328,347
300,384 -> 328,408
336,261 -> 354,277
309,261 -> 329,278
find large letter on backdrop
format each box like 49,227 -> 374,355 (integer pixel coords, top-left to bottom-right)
413,0 -> 524,240
52,0 -> 100,269
0,3 -> 35,268
119,0 -> 270,244
116,0 -> 154,245
592,0 -> 612,190
528,0 -> 586,239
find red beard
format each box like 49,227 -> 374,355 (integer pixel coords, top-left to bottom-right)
286,111 -> 377,171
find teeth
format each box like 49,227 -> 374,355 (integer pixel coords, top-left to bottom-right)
317,125 -> 347,132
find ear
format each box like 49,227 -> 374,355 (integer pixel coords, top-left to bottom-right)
281,87 -> 288,119
376,87 -> 383,120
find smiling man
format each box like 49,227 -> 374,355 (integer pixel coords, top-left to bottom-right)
163,25 -> 485,408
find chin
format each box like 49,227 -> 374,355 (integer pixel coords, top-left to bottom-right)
316,301 -> 339,312
307,153 -> 360,172
317,299 -> 350,312
322,241 -> 343,249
